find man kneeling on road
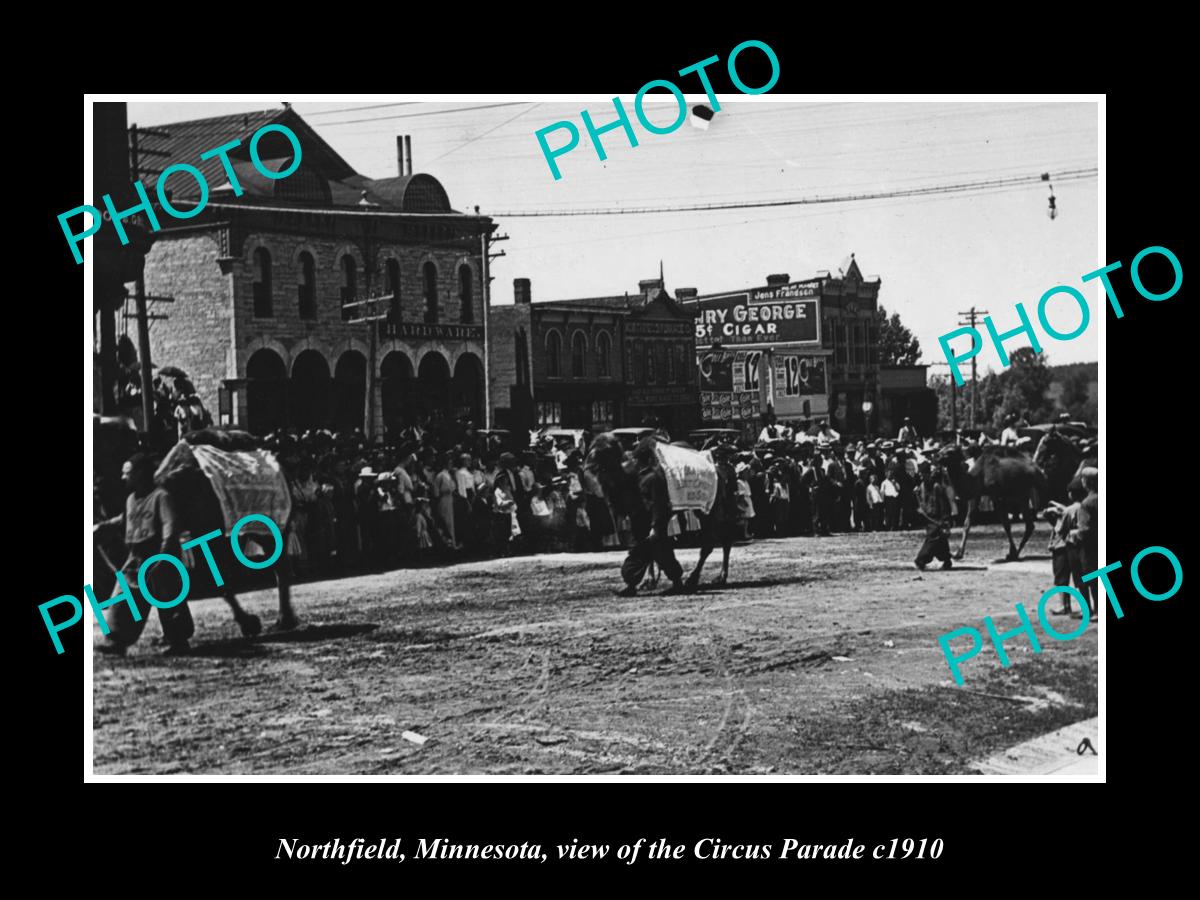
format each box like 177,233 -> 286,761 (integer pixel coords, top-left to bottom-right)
618,439 -> 685,597
94,453 -> 195,655
914,460 -> 954,572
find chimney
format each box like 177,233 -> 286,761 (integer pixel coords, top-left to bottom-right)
638,278 -> 663,298
514,278 -> 531,305
766,273 -> 790,287
405,135 -> 413,176
397,136 -> 405,176
675,287 -> 699,301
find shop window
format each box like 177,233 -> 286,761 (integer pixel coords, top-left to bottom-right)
252,247 -> 272,318
546,331 -> 562,378
339,254 -> 357,321
297,252 -> 316,320
572,331 -> 587,377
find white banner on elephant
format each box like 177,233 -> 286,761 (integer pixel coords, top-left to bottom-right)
654,442 -> 718,514
157,441 -> 292,535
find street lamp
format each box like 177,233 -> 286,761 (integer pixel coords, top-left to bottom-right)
861,398 -> 874,437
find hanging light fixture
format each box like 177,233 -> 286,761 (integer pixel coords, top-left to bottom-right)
1041,172 -> 1057,220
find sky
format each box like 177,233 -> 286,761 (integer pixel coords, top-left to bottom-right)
126,98 -> 1100,372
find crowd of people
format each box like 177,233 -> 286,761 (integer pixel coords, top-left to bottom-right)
231,414 -> 1039,578
95,408 -> 1097,589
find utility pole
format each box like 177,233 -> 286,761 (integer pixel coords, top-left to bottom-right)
928,360 -> 959,436
483,225 -> 508,429
344,293 -> 392,438
128,123 -> 170,433
955,306 -> 989,430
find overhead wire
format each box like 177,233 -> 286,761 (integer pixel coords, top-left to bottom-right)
483,168 -> 1098,217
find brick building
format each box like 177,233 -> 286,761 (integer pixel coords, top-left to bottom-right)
683,256 -> 892,436
489,276 -> 700,435
138,107 -> 495,436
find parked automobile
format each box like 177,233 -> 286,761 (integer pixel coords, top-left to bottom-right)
535,428 -> 590,450
608,427 -> 660,451
687,428 -> 743,450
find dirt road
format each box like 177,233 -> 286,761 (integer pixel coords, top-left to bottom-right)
92,525 -> 1097,774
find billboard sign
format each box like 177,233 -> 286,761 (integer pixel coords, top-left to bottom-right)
691,279 -> 822,347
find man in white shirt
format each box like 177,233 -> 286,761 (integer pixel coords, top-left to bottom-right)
898,417 -> 919,445
817,419 -> 841,442
1000,415 -> 1021,446
759,419 -> 782,442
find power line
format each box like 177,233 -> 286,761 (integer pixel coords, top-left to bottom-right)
429,104 -> 540,163
486,168 -> 1097,217
304,102 -> 420,117
315,102 -> 529,127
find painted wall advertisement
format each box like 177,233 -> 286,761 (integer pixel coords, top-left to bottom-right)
692,280 -> 822,347
699,349 -> 762,422
698,348 -> 828,422
771,352 -> 829,418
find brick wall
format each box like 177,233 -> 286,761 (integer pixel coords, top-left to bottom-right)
488,304 -> 532,423
143,232 -> 232,416
530,310 -> 624,384
145,226 -> 487,428
233,230 -> 483,377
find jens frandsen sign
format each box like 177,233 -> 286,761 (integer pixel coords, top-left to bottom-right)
691,280 -> 822,347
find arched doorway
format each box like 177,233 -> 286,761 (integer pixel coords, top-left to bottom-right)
416,350 -> 451,425
333,350 -> 367,433
452,352 -> 484,425
246,348 -> 287,435
380,350 -> 415,437
290,350 -> 331,430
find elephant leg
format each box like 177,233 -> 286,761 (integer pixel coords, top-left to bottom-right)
274,565 -> 300,631
686,545 -> 711,591
1014,506 -> 1036,559
999,505 -> 1020,561
955,500 -> 975,559
223,592 -> 262,638
687,520 -> 714,590
718,538 -> 731,585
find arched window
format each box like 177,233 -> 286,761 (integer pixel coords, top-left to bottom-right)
596,331 -> 611,377
386,258 -> 401,322
252,247 -> 272,318
458,265 -> 474,324
546,331 -> 562,378
571,331 -> 587,377
340,254 -> 357,321
665,342 -> 675,384
422,261 -> 439,323
297,252 -> 316,320
674,344 -> 687,383
645,343 -> 656,384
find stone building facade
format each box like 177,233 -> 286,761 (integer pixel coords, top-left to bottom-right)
489,276 -> 699,435
138,107 -> 495,436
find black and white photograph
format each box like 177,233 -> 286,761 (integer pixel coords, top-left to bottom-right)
82,94 -> 1104,778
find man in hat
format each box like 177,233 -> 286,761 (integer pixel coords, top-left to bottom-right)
618,438 -> 685,596
1043,484 -> 1086,617
355,465 -> 380,567
94,452 -> 195,655
817,419 -> 841,443
1067,467 -> 1100,617
803,452 -> 833,537
915,461 -> 954,571
898,416 -> 919,445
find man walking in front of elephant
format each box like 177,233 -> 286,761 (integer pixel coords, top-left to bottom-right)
617,439 -> 685,597
94,453 -> 195,655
